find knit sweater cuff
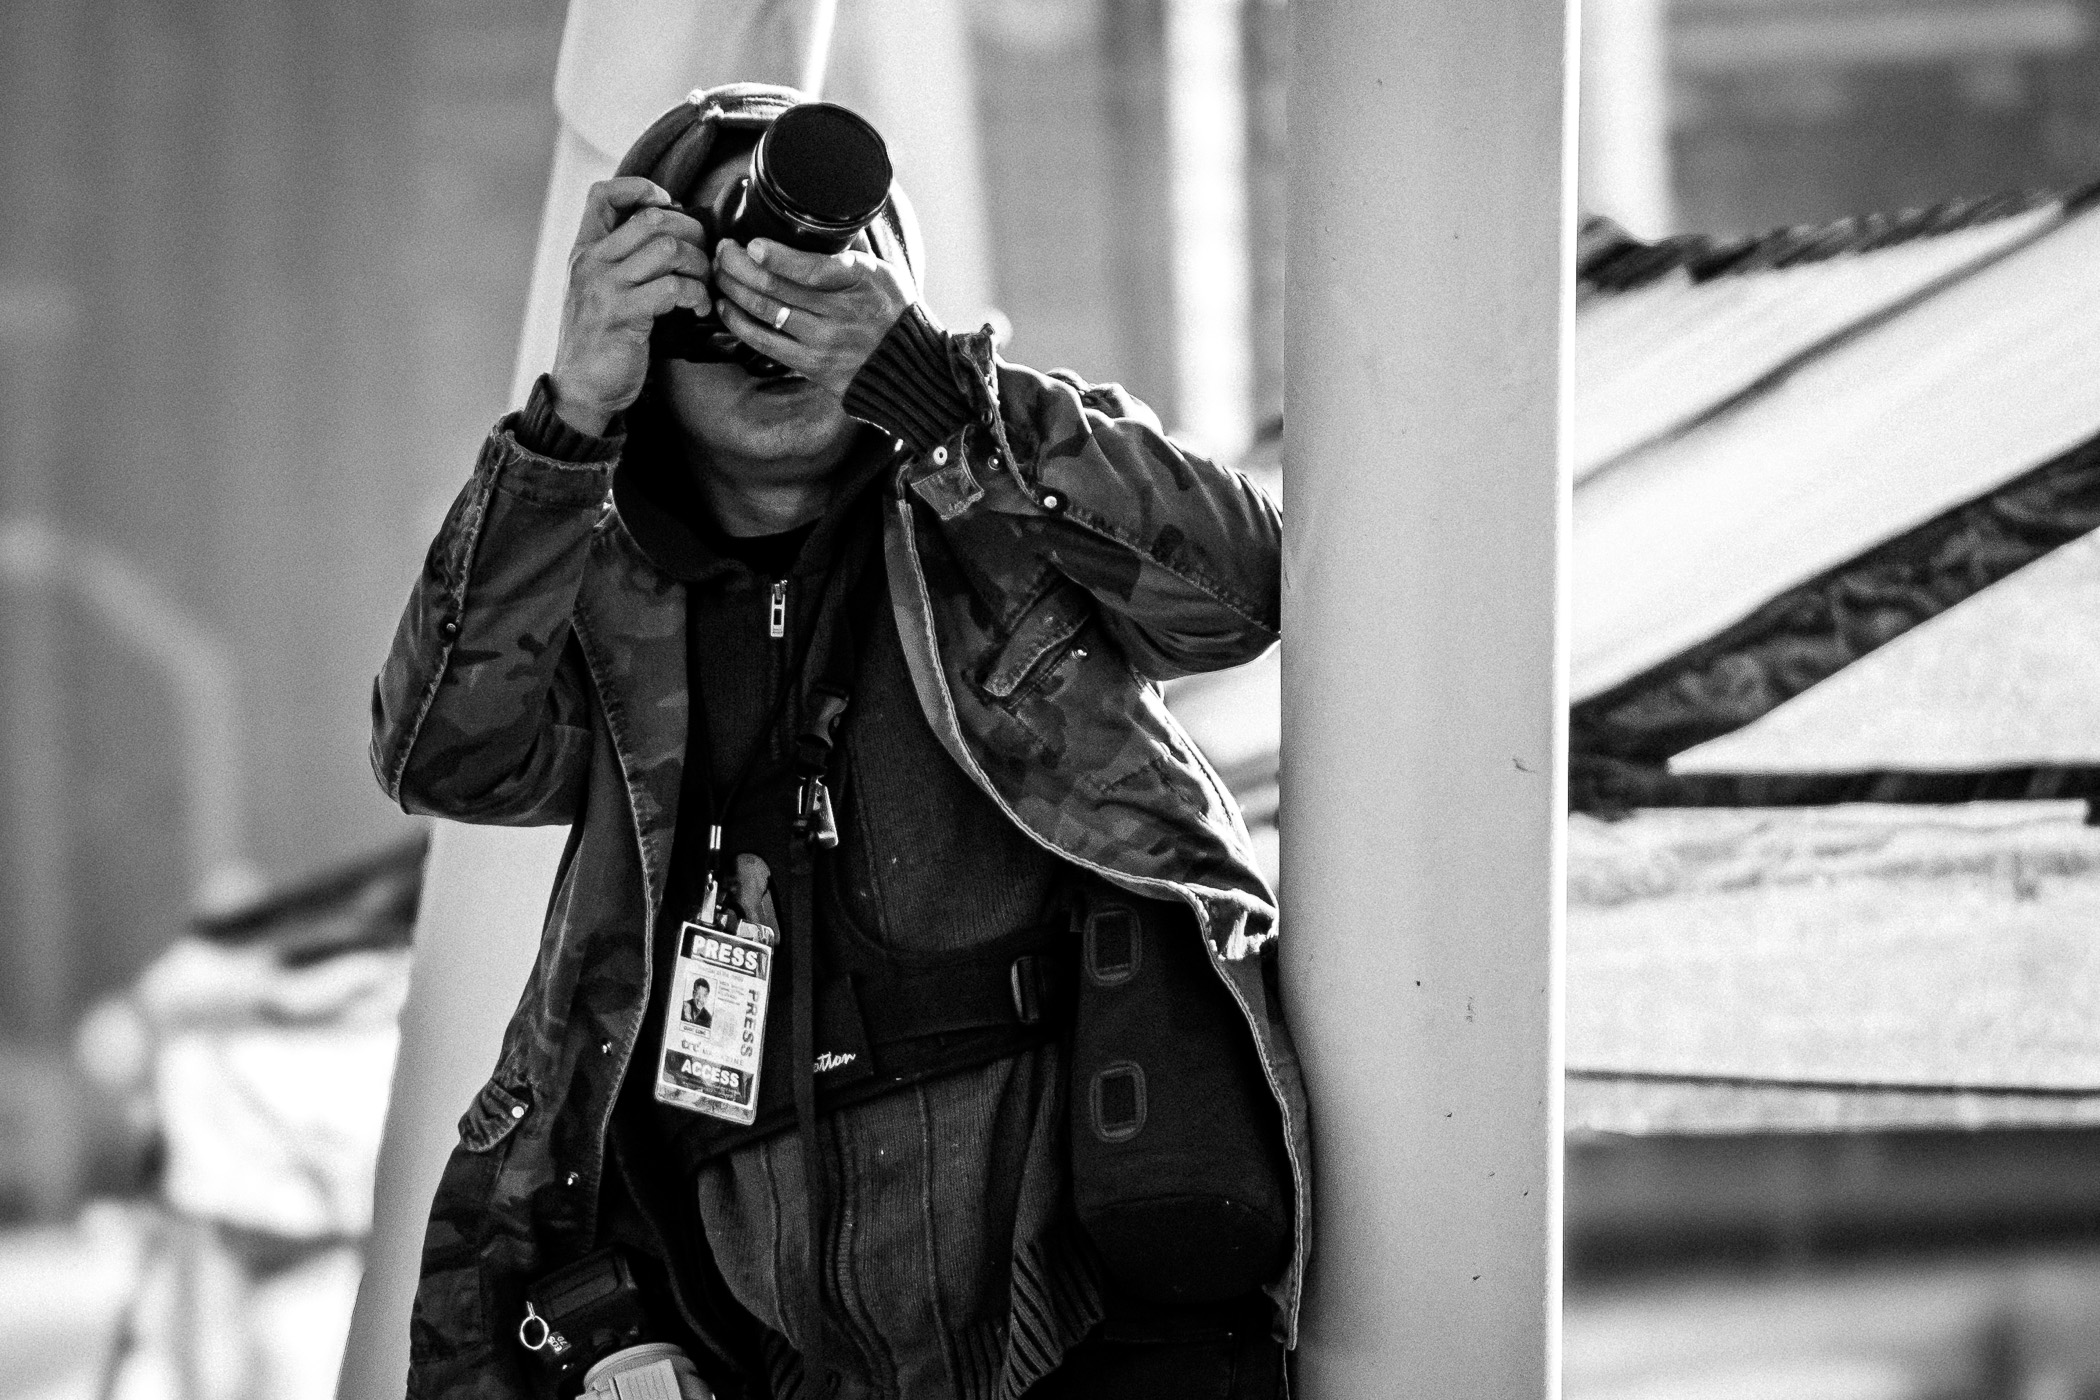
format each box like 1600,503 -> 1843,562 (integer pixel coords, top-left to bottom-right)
517,374 -> 624,463
843,304 -> 977,454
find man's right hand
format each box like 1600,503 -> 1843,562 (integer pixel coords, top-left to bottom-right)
547,177 -> 713,437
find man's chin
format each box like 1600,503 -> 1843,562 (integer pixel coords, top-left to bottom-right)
727,403 -> 857,466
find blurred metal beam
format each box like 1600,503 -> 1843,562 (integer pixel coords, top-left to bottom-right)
828,0 -> 998,328
1676,2 -> 2088,71
1280,0 -> 1572,1394
1580,0 -> 1674,238
0,287 -> 74,1045
800,0 -> 840,97
0,0 -> 81,1050
0,518 -> 259,912
1164,0 -> 1254,458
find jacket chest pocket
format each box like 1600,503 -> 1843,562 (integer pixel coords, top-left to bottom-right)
457,1076 -> 532,1153
979,577 -> 1095,704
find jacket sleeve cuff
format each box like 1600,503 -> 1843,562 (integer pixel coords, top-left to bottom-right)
515,374 -> 624,463
842,304 -> 977,453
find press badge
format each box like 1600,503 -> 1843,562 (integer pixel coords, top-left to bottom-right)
653,869 -> 777,1125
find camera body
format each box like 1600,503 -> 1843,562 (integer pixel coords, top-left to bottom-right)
651,101 -> 894,375
518,1248 -> 710,1398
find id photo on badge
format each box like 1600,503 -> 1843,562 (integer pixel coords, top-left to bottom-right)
680,975 -> 717,1035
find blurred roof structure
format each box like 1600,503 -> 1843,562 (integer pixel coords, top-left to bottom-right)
1570,191 -> 2100,811
191,831 -> 426,966
1565,193 -> 2100,1134
1675,529 -> 2100,775
1567,801 -> 2100,1132
1176,196 -> 2100,1134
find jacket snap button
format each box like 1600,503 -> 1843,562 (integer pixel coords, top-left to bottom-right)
1041,493 -> 1061,511
565,1171 -> 580,1187
509,1104 -> 526,1120
439,619 -> 459,639
931,445 -> 949,466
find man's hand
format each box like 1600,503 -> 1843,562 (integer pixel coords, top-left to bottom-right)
549,177 -> 713,436
711,238 -> 917,401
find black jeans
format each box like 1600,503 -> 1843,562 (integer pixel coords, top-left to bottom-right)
1025,1294 -> 1287,1400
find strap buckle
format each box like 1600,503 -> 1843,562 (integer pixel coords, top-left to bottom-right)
795,776 -> 840,849
1010,954 -> 1049,1025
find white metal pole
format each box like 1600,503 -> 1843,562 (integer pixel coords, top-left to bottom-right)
1280,1 -> 1573,1396
339,8 -> 830,1397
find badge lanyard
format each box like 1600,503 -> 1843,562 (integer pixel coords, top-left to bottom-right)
650,520 -> 877,1136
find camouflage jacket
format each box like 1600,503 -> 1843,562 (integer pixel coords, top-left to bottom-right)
371,329 -> 1309,1396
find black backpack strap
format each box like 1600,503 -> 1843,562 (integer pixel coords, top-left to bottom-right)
849,922 -> 1075,1044
658,916 -> 1080,1161
780,520 -> 882,1386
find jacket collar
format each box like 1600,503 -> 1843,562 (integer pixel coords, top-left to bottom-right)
581,427 -> 896,916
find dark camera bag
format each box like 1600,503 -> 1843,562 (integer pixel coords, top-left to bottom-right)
1068,892 -> 1292,1303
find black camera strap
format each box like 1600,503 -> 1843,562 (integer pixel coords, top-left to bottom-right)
780,518 -> 882,1385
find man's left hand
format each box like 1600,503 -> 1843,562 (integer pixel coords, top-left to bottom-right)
712,238 -> 916,400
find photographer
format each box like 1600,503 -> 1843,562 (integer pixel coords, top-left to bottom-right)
372,82 -> 1305,1400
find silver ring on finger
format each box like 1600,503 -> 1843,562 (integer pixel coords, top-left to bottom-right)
772,304 -> 792,332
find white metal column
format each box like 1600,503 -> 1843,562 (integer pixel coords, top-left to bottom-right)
1280,2 -> 1574,1396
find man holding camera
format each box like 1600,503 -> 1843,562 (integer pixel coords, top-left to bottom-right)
373,82 -> 1306,1400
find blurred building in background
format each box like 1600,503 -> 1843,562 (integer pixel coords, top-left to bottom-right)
0,0 -> 572,1225
1583,0 -> 2100,237
1565,5 -> 2100,1397
5,0 -> 2100,1396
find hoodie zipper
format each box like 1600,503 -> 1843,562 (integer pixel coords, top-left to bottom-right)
769,579 -> 788,640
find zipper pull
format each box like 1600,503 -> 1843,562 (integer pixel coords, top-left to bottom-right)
768,579 -> 787,639
696,825 -> 724,925
696,870 -> 720,927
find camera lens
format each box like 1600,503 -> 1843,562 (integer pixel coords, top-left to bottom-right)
761,105 -> 891,226
742,103 -> 893,251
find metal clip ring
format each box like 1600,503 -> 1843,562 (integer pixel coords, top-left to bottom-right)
519,1300 -> 552,1352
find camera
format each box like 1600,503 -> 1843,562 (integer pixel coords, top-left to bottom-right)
652,101 -> 894,376
518,1248 -> 713,1399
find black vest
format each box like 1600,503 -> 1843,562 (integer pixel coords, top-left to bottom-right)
609,443 -> 1073,1171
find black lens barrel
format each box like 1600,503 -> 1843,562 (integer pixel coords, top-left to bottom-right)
736,102 -> 893,251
